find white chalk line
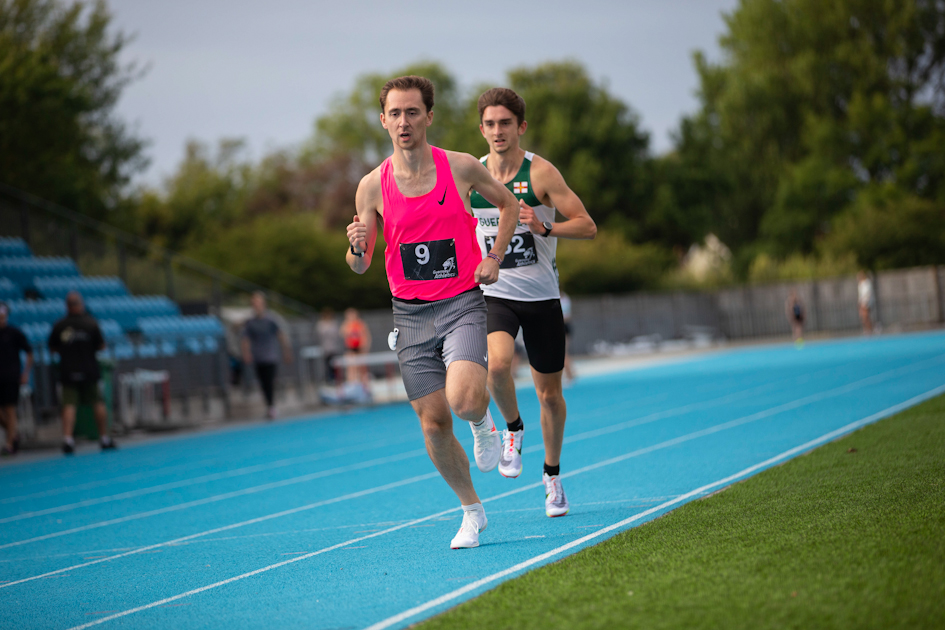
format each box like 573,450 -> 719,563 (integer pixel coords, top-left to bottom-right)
364,383 -> 945,630
0,471 -> 440,589
0,360 -> 819,545
56,379 -> 945,630
0,434 -> 419,523
0,448 -> 428,551
4,351 -> 940,587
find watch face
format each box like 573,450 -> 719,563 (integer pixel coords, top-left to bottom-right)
543,221 -> 553,230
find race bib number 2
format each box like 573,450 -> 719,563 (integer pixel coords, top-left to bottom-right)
400,238 -> 458,281
483,232 -> 538,269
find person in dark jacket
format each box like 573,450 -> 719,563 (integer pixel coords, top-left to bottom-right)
0,302 -> 32,456
48,292 -> 115,454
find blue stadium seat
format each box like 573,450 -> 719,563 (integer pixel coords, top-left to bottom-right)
86,295 -> 180,332
34,276 -> 128,300
138,314 -> 224,354
0,237 -> 32,258
0,277 -> 21,301
0,257 -> 79,291
6,299 -> 66,326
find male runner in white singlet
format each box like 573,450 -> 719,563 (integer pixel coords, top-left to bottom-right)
471,88 -> 597,517
346,76 -> 519,548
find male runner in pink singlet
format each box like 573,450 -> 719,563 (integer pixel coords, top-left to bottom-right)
346,76 -> 519,549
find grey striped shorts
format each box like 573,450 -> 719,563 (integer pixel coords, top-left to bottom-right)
391,288 -> 489,401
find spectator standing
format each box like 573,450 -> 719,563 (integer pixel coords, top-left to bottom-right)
48,292 -> 115,454
857,271 -> 874,334
316,308 -> 343,383
241,292 -> 293,420
0,302 -> 32,456
340,308 -> 371,389
785,290 -> 805,346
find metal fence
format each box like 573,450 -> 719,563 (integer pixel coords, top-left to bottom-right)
0,185 -> 321,429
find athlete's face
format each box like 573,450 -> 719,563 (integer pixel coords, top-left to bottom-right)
381,89 -> 433,150
480,105 -> 526,154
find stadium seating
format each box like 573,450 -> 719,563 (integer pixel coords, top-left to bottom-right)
0,256 -> 79,291
0,277 -> 20,301
0,236 -> 225,360
85,296 -> 181,332
34,276 -> 129,300
0,236 -> 32,258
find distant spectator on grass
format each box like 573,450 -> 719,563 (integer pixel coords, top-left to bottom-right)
785,290 -> 805,347
48,292 -> 115,454
242,292 -> 293,420
316,308 -> 343,384
857,271 -> 874,335
0,302 -> 32,456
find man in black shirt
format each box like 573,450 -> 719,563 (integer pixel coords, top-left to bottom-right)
48,292 -> 115,454
0,302 -> 32,456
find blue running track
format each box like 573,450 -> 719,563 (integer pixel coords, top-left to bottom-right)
2,332 -> 944,629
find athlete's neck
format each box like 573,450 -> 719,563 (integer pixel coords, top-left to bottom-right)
392,141 -> 433,176
487,146 -> 526,183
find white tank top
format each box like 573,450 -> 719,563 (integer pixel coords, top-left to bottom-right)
470,152 -> 560,301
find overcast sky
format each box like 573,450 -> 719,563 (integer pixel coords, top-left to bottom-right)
110,0 -> 738,186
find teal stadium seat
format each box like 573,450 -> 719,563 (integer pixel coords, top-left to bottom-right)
0,237 -> 32,258
0,257 -> 78,291
34,276 -> 129,300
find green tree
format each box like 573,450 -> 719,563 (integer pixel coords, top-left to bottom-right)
135,139 -> 251,252
501,61 -> 652,239
676,0 -> 945,271
0,0 -> 146,217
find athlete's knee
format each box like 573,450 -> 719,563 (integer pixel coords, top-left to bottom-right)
419,414 -> 452,445
536,383 -> 565,413
448,387 -> 488,422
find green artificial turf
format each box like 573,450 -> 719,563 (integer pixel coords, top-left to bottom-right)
421,394 -> 945,630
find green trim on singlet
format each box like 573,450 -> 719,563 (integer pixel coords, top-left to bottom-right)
470,153 -> 543,209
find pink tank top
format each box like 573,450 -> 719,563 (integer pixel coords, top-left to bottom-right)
381,146 -> 481,301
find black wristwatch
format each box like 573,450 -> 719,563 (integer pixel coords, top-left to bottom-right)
541,221 -> 553,237
350,244 -> 364,258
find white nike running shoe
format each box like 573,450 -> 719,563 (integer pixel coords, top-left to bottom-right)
498,429 -> 524,478
543,472 -> 570,517
450,507 -> 488,549
470,409 -> 501,473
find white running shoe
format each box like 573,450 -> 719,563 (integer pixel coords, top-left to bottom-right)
498,429 -> 524,478
450,507 -> 488,549
543,473 -> 570,517
470,409 -> 501,473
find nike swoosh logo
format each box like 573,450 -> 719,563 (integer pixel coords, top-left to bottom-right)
437,188 -> 447,205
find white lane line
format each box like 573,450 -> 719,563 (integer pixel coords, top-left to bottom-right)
0,458 -> 224,505
0,360 -> 815,542
63,504 -> 466,630
57,384 -> 945,630
0,448 -> 428,551
364,383 -> 945,630
0,472 -> 439,589
5,354 -> 940,585
0,435 -> 418,523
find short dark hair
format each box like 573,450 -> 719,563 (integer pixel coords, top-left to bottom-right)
380,76 -> 435,113
478,87 -> 526,126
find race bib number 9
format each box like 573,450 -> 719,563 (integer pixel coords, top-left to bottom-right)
400,238 -> 458,281
483,233 -> 538,269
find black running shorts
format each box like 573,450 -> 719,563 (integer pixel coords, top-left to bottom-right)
0,381 -> 19,407
485,296 -> 566,374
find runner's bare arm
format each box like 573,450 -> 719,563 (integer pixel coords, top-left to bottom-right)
523,157 -> 596,240
347,170 -> 382,274
451,153 -> 519,284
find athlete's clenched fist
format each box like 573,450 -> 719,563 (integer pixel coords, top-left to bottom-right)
347,215 -> 367,253
474,256 -> 501,285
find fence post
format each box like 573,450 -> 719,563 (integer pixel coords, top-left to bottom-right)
165,255 -> 175,301
118,243 -> 128,285
69,220 -> 79,263
934,266 -> 944,324
20,202 -> 31,247
211,276 -> 222,315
